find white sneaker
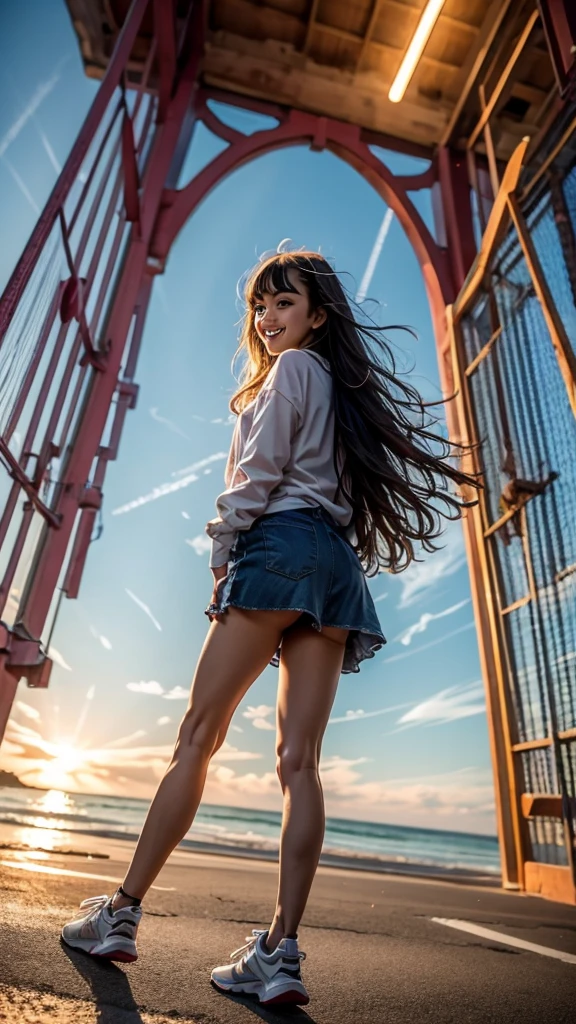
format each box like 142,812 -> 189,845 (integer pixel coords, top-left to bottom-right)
61,894 -> 141,963
211,928 -> 309,1006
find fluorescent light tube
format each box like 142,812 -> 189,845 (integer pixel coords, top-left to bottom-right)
388,0 -> 446,103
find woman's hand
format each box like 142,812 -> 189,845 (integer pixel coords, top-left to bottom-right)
206,564 -> 228,622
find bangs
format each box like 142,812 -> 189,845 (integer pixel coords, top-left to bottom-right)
247,258 -> 302,306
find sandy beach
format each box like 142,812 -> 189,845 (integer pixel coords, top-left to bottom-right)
1,822 -> 575,1023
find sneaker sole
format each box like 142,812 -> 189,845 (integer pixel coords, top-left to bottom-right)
93,949 -> 138,964
260,989 -> 310,1006
211,978 -> 309,1006
61,934 -> 138,964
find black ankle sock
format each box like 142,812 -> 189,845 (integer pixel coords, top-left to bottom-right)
115,884 -> 141,907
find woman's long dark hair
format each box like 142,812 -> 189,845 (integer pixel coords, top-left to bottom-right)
230,251 -> 483,576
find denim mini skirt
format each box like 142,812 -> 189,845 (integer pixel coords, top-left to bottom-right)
212,505 -> 386,674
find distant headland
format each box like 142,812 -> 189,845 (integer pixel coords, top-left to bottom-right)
0,770 -> 39,790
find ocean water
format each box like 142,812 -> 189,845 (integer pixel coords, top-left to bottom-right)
0,786 -> 501,876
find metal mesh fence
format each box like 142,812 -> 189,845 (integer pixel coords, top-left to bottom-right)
458,152 -> 576,871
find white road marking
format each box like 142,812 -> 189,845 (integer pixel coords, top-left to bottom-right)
431,917 -> 576,965
0,860 -> 174,890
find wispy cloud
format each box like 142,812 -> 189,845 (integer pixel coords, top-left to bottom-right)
157,716 -> 172,726
329,677 -> 485,732
37,127 -> 61,173
125,684 -> 188,700
48,646 -> 72,671
2,713 -> 495,830
112,454 -> 227,515
381,621 -> 476,664
242,704 -> 275,731
126,680 -> 189,701
149,407 -> 191,441
374,591 -> 388,603
203,756 -> 496,831
162,686 -> 189,701
397,520 -> 468,609
395,598 -> 471,646
185,534 -> 211,556
125,588 -> 162,631
102,730 -> 148,749
127,681 -> 164,695
0,66 -> 66,213
14,701 -> 40,722
171,453 -> 228,479
90,626 -> 112,650
0,72 -> 61,158
316,756 -> 495,823
329,701 -> 413,724
356,208 -> 394,303
1,154 -> 40,213
390,681 -> 485,733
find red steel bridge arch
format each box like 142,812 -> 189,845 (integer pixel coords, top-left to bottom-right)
150,90 -> 455,339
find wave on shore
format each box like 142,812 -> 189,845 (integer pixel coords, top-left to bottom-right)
0,786 -> 501,879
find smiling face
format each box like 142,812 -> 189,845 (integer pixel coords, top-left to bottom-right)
252,267 -> 326,356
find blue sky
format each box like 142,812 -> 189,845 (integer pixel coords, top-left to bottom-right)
0,0 -> 496,835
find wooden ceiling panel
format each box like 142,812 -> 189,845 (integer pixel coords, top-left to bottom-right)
371,9 -> 415,52
212,0 -> 305,45
411,63 -> 461,106
370,2 -> 484,76
65,0 -> 559,160
315,0 -> 374,39
266,0 -> 309,17
308,34 -> 362,73
443,0 -> 486,28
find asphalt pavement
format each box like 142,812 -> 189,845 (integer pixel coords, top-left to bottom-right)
0,847 -> 574,1023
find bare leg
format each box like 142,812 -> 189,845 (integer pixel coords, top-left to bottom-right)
265,624 -> 348,951
113,607 -> 302,908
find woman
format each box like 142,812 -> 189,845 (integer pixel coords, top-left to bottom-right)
62,251 -> 482,1007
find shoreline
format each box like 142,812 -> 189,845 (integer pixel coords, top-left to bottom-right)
0,784 -> 499,843
0,820 -> 502,888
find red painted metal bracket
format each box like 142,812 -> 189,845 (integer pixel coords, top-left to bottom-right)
121,94 -> 141,224
0,438 -> 62,528
154,0 -> 177,123
64,484 -> 104,600
0,621 -> 52,688
59,210 -> 108,371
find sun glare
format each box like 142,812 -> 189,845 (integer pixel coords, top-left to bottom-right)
38,742 -> 85,789
52,744 -> 83,774
38,788 -> 71,815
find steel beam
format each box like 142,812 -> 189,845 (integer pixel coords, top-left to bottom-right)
441,0 -> 516,147
0,0 -> 150,344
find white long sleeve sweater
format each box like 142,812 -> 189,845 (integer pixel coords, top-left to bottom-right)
205,347 -> 354,568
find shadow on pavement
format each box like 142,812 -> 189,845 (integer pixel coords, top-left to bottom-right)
60,942 -> 145,1024
210,983 -> 320,1023
61,942 -> 319,1023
